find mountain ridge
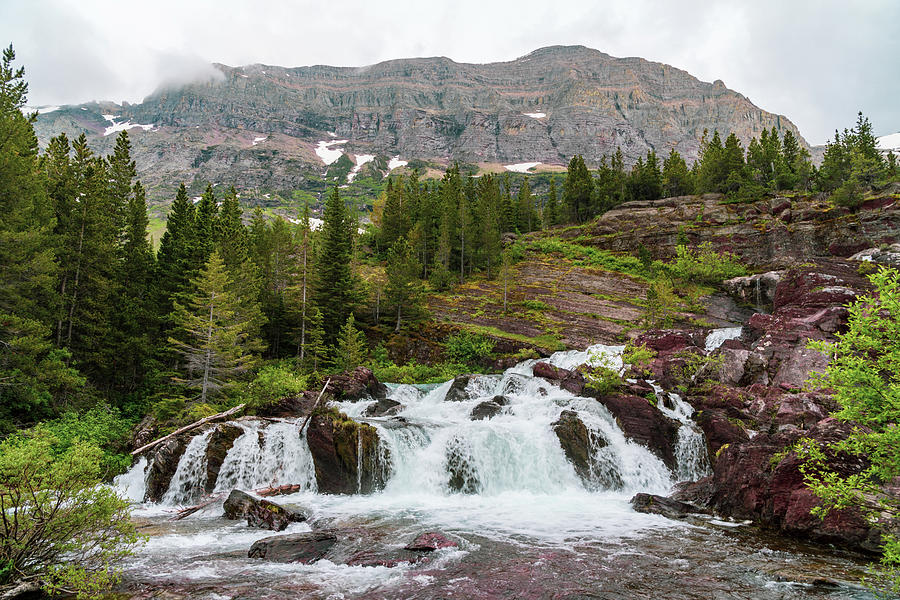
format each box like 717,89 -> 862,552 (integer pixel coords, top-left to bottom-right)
33,45 -> 807,205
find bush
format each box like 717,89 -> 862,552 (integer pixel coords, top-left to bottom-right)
241,363 -> 309,411
801,266 -> 900,595
623,342 -> 657,377
444,332 -> 495,364
35,407 -> 133,476
582,349 -> 623,396
0,432 -> 142,598
371,360 -> 473,384
669,242 -> 747,285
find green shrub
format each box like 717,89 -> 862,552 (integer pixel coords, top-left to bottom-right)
623,342 -> 658,377
669,242 -> 747,285
528,239 -> 648,278
35,407 -> 133,476
582,349 -> 623,396
444,332 -> 495,364
371,360 -> 473,384
241,363 -> 310,411
522,299 -> 551,311
0,432 -> 142,598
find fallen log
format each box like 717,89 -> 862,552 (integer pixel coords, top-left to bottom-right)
297,378 -> 331,437
131,403 -> 246,456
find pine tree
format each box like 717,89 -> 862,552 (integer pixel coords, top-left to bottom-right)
194,184 -> 218,267
300,306 -> 327,373
157,184 -> 197,321
168,251 -> 261,403
563,155 -> 593,223
0,45 -> 78,427
114,180 -> 157,392
107,130 -> 136,238
516,177 -> 536,232
314,186 -> 354,345
661,149 -> 693,197
543,178 -> 559,228
385,237 -> 423,332
330,313 -> 366,373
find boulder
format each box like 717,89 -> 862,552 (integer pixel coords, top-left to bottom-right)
723,271 -> 782,307
325,367 -> 388,401
144,434 -> 190,502
248,531 -> 337,563
551,410 -> 595,482
673,417 -> 879,552
306,411 -> 386,494
593,394 -> 680,471
532,362 -> 586,394
630,493 -> 709,519
364,398 -> 402,417
404,531 -> 459,552
223,489 -> 306,531
470,395 -> 509,420
204,423 -> 245,493
444,375 -> 473,402
446,437 -> 479,493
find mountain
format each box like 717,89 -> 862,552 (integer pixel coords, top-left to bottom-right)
32,45 -> 807,205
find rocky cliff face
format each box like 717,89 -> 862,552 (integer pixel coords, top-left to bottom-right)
33,45 -> 805,203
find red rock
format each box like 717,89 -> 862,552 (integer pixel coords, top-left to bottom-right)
404,531 -> 459,552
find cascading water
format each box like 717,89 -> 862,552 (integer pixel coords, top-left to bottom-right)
114,345 -> 874,600
161,429 -> 214,505
649,382 -> 712,481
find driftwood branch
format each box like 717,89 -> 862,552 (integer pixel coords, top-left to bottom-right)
298,378 -> 331,437
131,403 -> 246,456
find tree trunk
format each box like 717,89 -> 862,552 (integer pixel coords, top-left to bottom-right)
201,293 -> 215,404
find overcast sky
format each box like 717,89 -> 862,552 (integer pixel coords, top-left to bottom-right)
2,0 -> 897,145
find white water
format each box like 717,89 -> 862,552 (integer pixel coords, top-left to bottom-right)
113,456 -> 148,502
704,326 -> 742,352
161,429 -> 214,505
648,382 -> 712,481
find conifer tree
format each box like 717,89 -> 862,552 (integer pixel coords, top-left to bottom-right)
516,177 -> 535,232
300,306 -> 327,373
107,130 -> 136,237
385,237 -> 423,332
0,45 -> 78,427
563,155 -> 593,223
661,149 -> 693,197
114,180 -> 157,391
194,184 -> 218,267
543,178 -> 559,228
314,186 -> 354,345
330,313 -> 366,373
156,183 -> 197,321
168,251 -> 261,403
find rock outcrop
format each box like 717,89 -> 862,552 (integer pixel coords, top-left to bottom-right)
144,434 -> 191,502
204,423 -> 244,493
306,410 -> 386,494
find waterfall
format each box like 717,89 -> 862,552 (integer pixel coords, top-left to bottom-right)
113,456 -> 148,502
147,344 -> 710,505
212,420 -> 317,494
649,382 -> 711,481
704,326 -> 742,353
162,429 -> 214,505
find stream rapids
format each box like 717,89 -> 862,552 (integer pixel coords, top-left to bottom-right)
114,339 -> 876,599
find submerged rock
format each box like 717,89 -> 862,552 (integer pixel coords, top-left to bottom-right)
364,397 -> 402,417
248,531 -> 338,563
532,362 -> 586,394
593,394 -> 680,471
446,437 -> 479,493
404,531 -> 459,552
551,410 -> 595,482
470,395 -> 508,420
223,489 -> 306,531
444,375 -> 473,402
630,493 -> 709,519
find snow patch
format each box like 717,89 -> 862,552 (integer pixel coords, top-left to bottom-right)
347,154 -> 375,183
315,140 -> 348,165
102,114 -> 155,136
505,162 -> 541,173
877,133 -> 900,152
388,156 -> 408,170
191,196 -> 202,204
252,136 -> 267,146
80,107 -> 87,110
523,112 -> 546,119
